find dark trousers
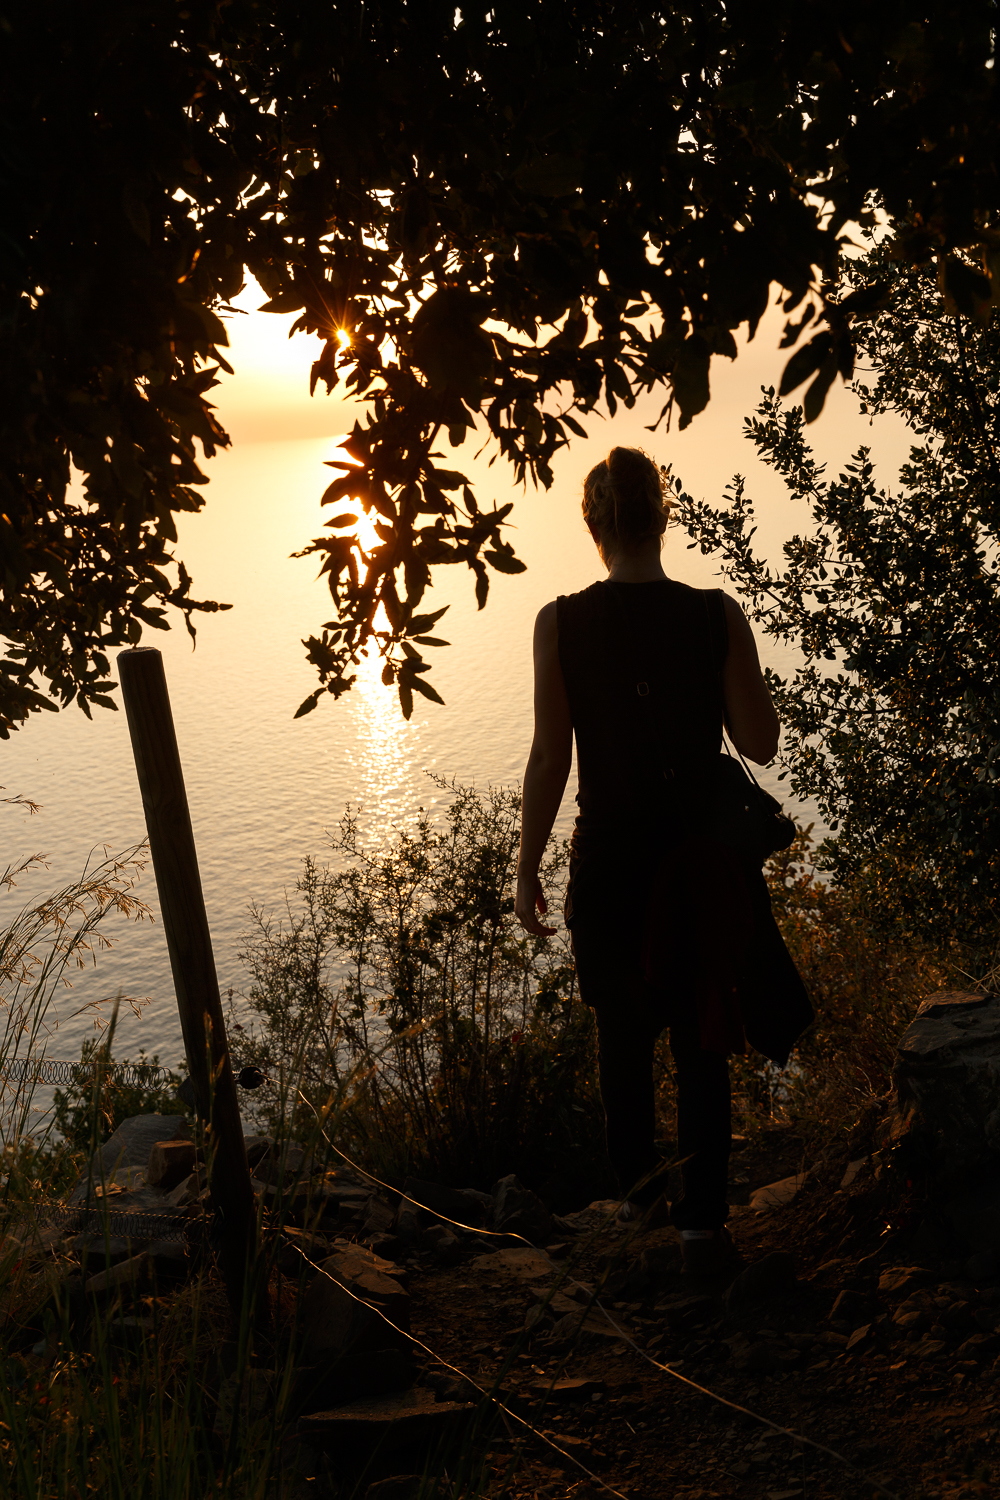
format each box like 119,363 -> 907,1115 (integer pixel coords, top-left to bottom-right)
572,925 -> 732,1230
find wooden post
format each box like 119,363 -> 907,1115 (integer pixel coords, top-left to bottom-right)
118,647 -> 255,1315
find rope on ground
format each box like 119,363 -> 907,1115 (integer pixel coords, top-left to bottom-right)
283,1232 -> 631,1500
294,1089 -> 902,1500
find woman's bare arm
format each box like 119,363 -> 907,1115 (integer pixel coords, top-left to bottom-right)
515,601 -> 573,936
721,594 -> 780,764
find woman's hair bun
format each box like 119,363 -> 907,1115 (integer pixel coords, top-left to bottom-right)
582,446 -> 670,552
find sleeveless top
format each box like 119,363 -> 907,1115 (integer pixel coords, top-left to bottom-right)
556,578 -> 727,852
557,578 -> 814,1062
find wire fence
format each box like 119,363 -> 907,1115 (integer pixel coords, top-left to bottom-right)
2,1058 -> 175,1089
30,1203 -> 193,1244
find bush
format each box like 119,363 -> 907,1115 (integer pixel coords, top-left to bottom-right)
51,1037 -> 182,1155
232,779 -> 610,1205
759,830 -> 953,1149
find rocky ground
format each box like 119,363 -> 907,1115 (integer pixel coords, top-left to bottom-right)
5,1111 -> 997,1500
277,1123 -> 998,1500
6,992 -> 1000,1500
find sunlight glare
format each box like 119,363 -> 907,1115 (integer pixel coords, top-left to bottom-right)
348,631 -> 414,845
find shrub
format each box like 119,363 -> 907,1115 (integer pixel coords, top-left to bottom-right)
759,829 -> 953,1149
232,779 -> 610,1204
51,1036 -> 182,1155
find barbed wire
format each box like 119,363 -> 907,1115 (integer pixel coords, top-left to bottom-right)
0,1058 -> 268,1090
2,1059 -> 175,1088
11,1202 -> 196,1244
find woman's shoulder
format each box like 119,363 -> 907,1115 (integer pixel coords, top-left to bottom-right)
556,579 -> 606,606
554,579 -> 611,615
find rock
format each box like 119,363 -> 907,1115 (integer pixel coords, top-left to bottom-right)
298,1387 -> 472,1453
72,1234 -> 137,1273
146,1139 -> 197,1190
845,1323 -> 872,1351
255,1144 -> 315,1185
393,1202 -> 422,1241
749,1174 -> 809,1212
85,1252 -> 149,1296
491,1174 -> 557,1245
275,1227 -> 330,1276
366,1232 -> 402,1259
403,1178 -> 486,1229
541,1308 -> 631,1350
299,1345 -> 418,1413
468,1245 -> 552,1281
829,1289 -> 872,1324
725,1253 -> 798,1310
165,1169 -> 206,1207
419,1224 -> 463,1266
814,1330 -> 848,1348
361,1196 -> 396,1241
243,1134 -> 273,1170
732,1341 -> 780,1375
297,1245 -> 410,1362
878,1265 -> 933,1298
528,1376 -> 606,1403
910,1335 -> 948,1361
955,1332 -> 999,1360
889,990 -> 1000,1188
840,1158 -> 869,1189
640,1241 -> 683,1279
68,1115 -> 190,1205
146,1238 -> 190,1281
663,1294 -> 715,1333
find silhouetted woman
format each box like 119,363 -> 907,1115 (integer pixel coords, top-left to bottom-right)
515,446 -> 811,1273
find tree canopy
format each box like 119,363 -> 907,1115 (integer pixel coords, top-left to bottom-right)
680,247 -> 1000,951
3,0 -> 999,730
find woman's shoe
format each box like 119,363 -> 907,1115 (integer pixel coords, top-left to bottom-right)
680,1226 -> 741,1275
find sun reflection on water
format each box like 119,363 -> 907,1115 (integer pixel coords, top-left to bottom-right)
348,646 -> 420,845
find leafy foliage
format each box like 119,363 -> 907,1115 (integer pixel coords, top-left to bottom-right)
763,831 -> 951,1147
233,780 -> 607,1201
678,251 -> 1000,949
51,1041 -> 181,1154
4,2 -> 1000,726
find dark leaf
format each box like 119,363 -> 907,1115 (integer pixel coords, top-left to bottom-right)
412,677 -> 446,705
803,353 -> 839,422
484,548 -> 527,575
779,334 -> 833,397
